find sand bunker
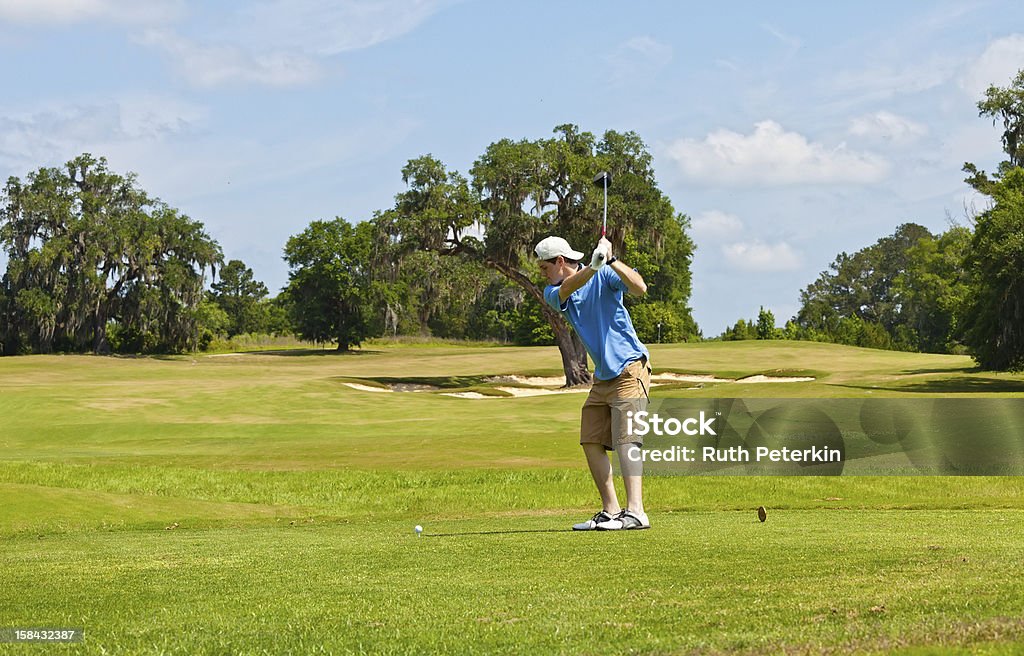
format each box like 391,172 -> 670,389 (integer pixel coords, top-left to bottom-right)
485,375 -> 568,387
653,373 -> 815,384
391,383 -> 440,392
343,383 -> 393,393
493,386 -> 587,397
342,382 -> 439,393
439,387 -> 588,399
651,373 -> 733,383
344,371 -> 816,398
735,375 -> 816,383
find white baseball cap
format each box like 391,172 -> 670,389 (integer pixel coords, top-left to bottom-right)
534,236 -> 585,262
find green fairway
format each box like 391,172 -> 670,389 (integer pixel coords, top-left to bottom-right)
4,512 -> 1024,655
2,341 -> 1024,654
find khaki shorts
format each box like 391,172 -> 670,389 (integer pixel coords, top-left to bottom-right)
580,357 -> 651,450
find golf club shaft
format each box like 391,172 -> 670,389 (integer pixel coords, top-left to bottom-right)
602,178 -> 607,237
594,171 -> 611,238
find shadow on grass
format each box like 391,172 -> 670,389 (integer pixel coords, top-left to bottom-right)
424,528 -> 572,538
334,375 -> 521,390
250,348 -> 384,357
109,353 -> 190,361
370,375 -> 494,388
897,366 -> 984,376
107,351 -> 384,360
839,376 -> 1024,394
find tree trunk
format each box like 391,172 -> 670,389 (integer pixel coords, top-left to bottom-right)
570,329 -> 590,380
540,301 -> 591,386
486,258 -> 592,387
92,315 -> 110,354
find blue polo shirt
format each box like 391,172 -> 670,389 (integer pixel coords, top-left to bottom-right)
544,265 -> 649,381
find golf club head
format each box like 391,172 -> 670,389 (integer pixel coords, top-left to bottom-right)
593,171 -> 612,188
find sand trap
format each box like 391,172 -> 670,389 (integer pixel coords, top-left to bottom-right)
391,383 -> 440,392
736,375 -> 816,383
344,371 -> 816,398
343,382 -> 439,393
344,383 -> 392,393
651,373 -> 733,383
494,386 -> 588,397
439,387 -> 588,399
652,373 -> 815,384
485,375 -> 567,387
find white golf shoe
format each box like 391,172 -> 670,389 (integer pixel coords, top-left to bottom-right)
596,509 -> 650,530
572,510 -> 615,531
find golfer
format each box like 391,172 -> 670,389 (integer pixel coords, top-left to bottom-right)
535,235 -> 652,531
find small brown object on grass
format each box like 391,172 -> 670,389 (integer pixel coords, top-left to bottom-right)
757,506 -> 767,522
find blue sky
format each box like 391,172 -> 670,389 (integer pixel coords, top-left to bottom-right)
1,1 -> 1022,334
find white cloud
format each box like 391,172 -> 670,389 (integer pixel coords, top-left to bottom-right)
138,30 -> 322,88
950,190 -> 992,222
3,1 -> 450,89
691,210 -> 744,242
665,120 -> 890,186
848,111 -> 928,143
0,0 -> 181,25
721,240 -> 801,272
626,36 -> 673,63
0,96 -> 205,174
961,34 -> 1024,98
829,57 -> 958,104
604,36 -> 673,82
130,2 -> 454,89
761,23 -> 800,51
116,94 -> 208,138
940,121 -> 1004,172
227,0 -> 453,55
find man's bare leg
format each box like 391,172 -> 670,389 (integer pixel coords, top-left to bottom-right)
615,442 -> 644,514
582,442 -> 620,513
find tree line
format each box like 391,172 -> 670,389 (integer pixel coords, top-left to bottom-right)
0,125 -> 698,384
3,71 -> 1024,372
0,155 -> 220,354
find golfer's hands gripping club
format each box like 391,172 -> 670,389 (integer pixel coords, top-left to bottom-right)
589,238 -> 613,271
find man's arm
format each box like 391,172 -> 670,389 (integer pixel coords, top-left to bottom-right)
610,260 -> 647,296
602,238 -> 647,296
558,266 -> 597,302
558,238 -> 615,302
558,238 -> 648,300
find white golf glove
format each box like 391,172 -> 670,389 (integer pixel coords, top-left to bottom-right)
590,240 -> 610,271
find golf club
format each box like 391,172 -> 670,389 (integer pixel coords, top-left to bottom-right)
593,171 -> 612,236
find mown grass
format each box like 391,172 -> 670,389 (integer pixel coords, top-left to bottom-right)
3,463 -> 1024,534
2,513 -> 1023,655
2,341 -> 1024,654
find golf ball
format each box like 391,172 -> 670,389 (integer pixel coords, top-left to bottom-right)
414,525 -> 423,535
